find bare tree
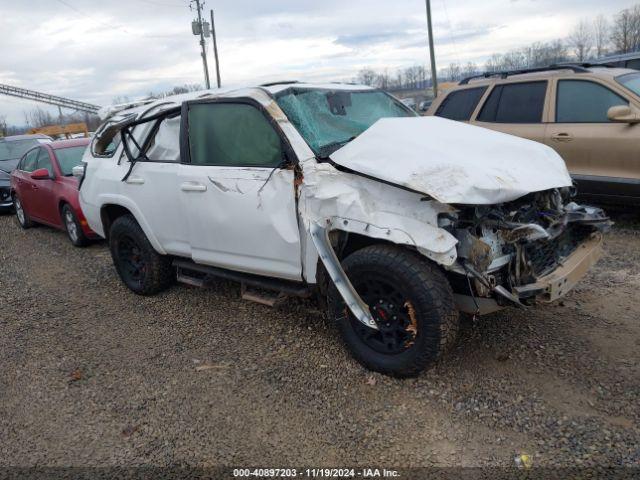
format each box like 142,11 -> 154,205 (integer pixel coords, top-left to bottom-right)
111,95 -> 132,105
357,68 -> 377,86
594,14 -> 610,58
377,69 -> 391,89
611,6 -> 640,53
569,19 -> 594,61
484,54 -> 503,72
145,83 -> 203,100
24,107 -> 55,128
546,39 -> 570,65
447,62 -> 462,82
0,115 -> 7,137
502,50 -> 528,70
463,62 -> 479,78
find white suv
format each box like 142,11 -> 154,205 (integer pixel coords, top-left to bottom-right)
77,82 -> 609,377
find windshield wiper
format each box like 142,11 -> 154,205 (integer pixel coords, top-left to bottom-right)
316,136 -> 356,160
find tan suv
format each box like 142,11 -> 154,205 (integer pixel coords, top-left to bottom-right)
427,65 -> 640,204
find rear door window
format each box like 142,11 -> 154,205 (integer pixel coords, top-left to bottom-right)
146,114 -> 181,162
435,87 -> 487,121
478,81 -> 547,123
556,80 -> 628,123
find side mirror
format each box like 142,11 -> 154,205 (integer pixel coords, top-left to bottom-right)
30,168 -> 51,180
607,105 -> 640,124
72,164 -> 86,178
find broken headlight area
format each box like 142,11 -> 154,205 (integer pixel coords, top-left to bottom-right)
443,188 -> 611,307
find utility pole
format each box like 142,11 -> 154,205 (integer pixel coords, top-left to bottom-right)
191,0 -> 211,89
425,0 -> 438,98
210,9 -> 221,88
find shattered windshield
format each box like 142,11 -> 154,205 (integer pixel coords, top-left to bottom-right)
275,88 -> 415,157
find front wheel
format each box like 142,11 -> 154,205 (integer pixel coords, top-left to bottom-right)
329,245 -> 459,378
109,214 -> 174,295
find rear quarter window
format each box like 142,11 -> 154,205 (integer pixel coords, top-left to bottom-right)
435,87 -> 487,121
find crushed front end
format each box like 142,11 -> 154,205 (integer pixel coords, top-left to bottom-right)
442,188 -> 610,314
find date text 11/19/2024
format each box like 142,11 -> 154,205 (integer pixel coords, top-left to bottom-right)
232,467 -> 400,478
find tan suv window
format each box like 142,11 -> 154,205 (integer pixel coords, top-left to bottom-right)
477,81 -> 547,124
435,87 -> 487,121
556,80 -> 627,123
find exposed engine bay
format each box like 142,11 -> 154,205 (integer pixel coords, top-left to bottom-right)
441,188 -> 611,309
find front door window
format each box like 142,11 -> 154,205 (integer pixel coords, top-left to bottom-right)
556,80 -> 628,123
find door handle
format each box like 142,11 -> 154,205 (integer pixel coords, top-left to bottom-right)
551,132 -> 574,142
126,177 -> 145,185
181,182 -> 207,192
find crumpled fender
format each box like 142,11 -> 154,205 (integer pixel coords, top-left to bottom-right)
299,159 -> 459,266
298,159 -> 459,328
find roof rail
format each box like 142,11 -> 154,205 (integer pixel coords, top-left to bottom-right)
552,62 -> 615,69
260,80 -> 300,87
459,64 -> 591,85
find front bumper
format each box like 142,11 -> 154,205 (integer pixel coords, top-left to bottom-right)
455,233 -> 603,314
0,185 -> 12,209
513,233 -> 603,302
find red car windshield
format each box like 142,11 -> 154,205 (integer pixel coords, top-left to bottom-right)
55,146 -> 87,176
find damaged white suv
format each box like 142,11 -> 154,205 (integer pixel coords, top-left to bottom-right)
77,82 -> 609,377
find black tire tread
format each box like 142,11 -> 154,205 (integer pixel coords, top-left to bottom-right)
331,244 -> 459,377
109,214 -> 174,295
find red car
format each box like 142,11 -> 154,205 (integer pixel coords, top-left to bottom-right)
10,138 -> 97,246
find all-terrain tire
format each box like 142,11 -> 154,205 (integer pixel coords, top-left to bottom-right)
13,194 -> 33,229
109,214 -> 174,295
61,204 -> 89,247
329,244 -> 459,378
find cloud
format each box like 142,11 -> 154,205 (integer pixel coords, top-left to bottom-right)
334,32 -> 412,48
0,0 -> 635,124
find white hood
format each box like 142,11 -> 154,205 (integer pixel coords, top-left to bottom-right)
329,116 -> 572,205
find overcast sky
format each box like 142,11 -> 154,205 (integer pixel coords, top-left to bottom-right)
0,0 -> 636,124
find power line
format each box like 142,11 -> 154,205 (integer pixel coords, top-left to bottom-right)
136,0 -> 187,8
53,0 -> 179,39
440,0 -> 463,66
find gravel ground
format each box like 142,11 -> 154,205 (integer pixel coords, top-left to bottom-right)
0,211 -> 639,469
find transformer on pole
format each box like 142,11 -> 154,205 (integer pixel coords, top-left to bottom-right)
191,0 -> 211,90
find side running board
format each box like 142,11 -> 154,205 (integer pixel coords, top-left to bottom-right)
173,259 -> 313,299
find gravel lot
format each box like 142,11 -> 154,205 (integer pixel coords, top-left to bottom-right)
1,211 -> 639,469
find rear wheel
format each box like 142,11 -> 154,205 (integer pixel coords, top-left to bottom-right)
13,195 -> 33,229
109,214 -> 174,295
329,244 -> 459,377
62,204 -> 89,247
